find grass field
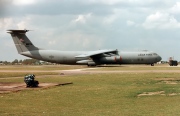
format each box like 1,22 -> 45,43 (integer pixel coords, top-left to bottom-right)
0,65 -> 180,116
0,72 -> 59,79
0,65 -> 86,70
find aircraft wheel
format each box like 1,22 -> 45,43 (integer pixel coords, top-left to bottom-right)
87,64 -> 96,67
87,64 -> 92,67
151,63 -> 154,66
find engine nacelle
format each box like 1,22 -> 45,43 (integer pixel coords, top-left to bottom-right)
87,61 -> 96,66
99,56 -> 122,64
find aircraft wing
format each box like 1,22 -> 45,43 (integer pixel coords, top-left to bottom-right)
75,49 -> 118,58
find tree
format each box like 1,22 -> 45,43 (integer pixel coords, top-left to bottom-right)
19,60 -> 22,63
12,59 -> 18,65
3,61 -> 10,65
22,59 -> 40,65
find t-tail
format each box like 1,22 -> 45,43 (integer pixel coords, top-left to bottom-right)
7,30 -> 39,54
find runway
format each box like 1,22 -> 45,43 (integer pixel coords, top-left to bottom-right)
0,66 -> 180,74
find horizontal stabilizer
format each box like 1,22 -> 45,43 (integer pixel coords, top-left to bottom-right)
7,29 -> 29,33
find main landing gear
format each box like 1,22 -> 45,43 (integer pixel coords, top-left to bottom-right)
87,64 -> 96,67
151,63 -> 154,66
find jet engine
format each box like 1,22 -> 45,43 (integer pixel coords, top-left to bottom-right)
99,56 -> 121,64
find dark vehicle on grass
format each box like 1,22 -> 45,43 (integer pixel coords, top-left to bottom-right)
169,60 -> 178,66
24,74 -> 39,87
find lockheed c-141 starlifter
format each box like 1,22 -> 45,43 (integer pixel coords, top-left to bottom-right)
7,30 -> 161,66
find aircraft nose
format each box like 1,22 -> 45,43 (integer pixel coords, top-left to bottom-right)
157,56 -> 162,62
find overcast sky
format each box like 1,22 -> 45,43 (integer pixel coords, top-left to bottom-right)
1,0 -> 180,61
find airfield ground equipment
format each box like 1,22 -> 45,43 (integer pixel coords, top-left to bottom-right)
169,60 -> 178,66
169,57 -> 178,66
24,74 -> 39,87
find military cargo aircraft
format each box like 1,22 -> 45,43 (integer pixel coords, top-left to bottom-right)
7,30 -> 161,66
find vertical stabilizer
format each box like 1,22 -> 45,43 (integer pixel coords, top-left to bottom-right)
7,30 -> 39,54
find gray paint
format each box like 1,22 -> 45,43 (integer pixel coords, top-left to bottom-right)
7,30 -> 162,66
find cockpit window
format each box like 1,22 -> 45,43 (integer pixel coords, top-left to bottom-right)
153,53 -> 157,55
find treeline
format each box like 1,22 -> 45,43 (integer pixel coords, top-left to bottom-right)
0,59 -> 41,65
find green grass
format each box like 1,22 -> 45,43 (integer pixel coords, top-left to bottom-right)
0,65 -> 86,70
1,70 -> 180,115
0,72 -> 58,78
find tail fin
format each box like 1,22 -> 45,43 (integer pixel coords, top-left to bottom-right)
7,30 -> 39,54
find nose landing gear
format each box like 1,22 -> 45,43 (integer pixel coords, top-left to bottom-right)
151,63 -> 154,66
